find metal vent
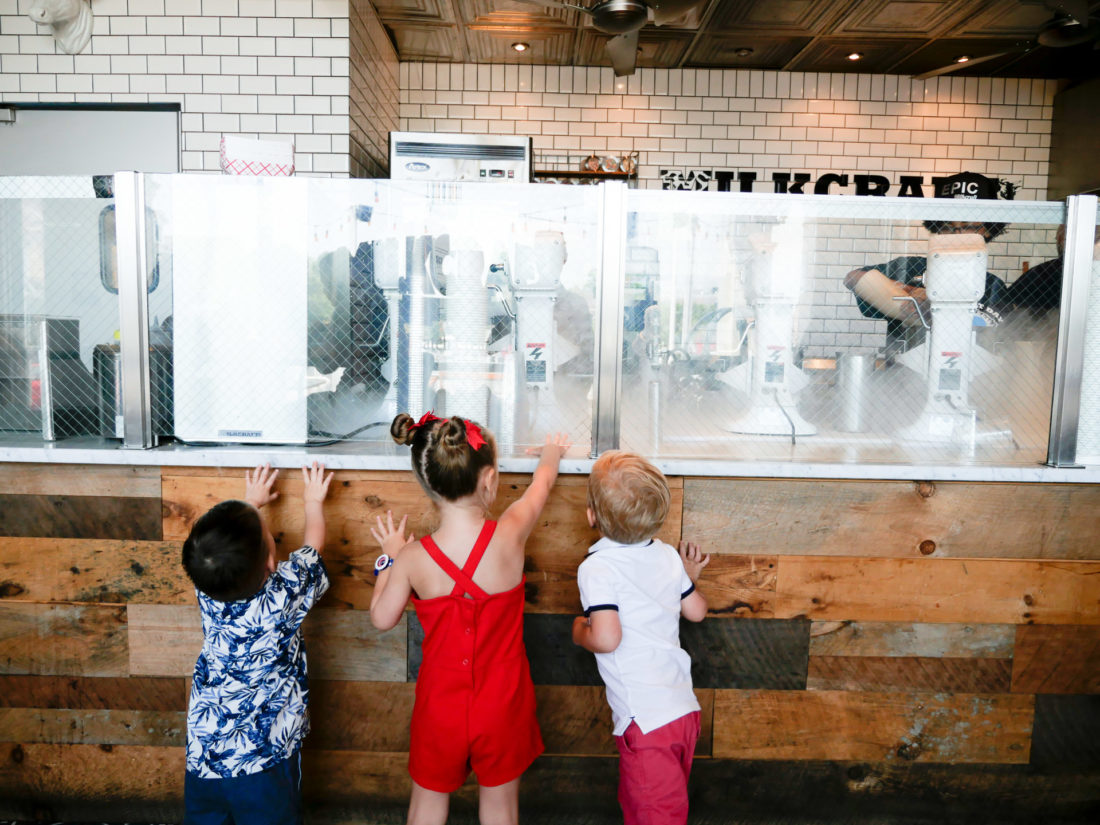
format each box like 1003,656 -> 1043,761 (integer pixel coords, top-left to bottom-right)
393,141 -> 527,161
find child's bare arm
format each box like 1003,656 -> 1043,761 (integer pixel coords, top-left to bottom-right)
244,464 -> 279,509
573,612 -> 622,653
679,540 -> 709,622
302,462 -> 333,552
369,511 -> 415,631
499,433 -> 570,540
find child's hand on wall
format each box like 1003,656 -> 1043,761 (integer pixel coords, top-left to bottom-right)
371,509 -> 413,557
244,463 -> 279,509
679,541 -> 711,583
302,461 -> 334,504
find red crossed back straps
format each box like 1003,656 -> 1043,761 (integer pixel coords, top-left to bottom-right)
420,520 -> 497,599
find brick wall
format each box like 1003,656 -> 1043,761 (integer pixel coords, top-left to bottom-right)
0,0 -> 398,177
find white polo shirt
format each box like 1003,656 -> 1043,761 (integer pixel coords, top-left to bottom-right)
577,536 -> 700,736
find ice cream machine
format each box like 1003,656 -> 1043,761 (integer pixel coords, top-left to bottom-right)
719,218 -> 817,437
894,231 -> 1009,450
364,223 -> 566,452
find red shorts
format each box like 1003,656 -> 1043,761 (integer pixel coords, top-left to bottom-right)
408,657 -> 543,792
614,711 -> 701,825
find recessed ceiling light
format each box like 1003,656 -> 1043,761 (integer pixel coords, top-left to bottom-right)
847,52 -> 863,61
511,42 -> 529,52
955,55 -> 971,63
733,47 -> 753,57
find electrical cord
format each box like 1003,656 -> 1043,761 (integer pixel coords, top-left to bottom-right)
166,420 -> 391,449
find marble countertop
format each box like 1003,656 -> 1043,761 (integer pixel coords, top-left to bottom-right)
2,436 -> 1098,483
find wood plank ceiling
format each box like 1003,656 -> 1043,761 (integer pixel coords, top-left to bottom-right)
369,0 -> 1100,80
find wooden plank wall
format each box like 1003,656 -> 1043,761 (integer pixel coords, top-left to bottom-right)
1,465 -> 1099,822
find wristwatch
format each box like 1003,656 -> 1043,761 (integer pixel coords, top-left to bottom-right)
373,554 -> 394,576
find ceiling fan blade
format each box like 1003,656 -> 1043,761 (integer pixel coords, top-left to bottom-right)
650,0 -> 704,26
912,47 -> 1028,80
606,29 -> 640,76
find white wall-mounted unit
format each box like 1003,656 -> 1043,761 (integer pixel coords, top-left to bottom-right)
389,132 -> 531,183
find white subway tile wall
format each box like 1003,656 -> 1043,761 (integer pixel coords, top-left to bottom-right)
0,0 -> 398,178
399,63 -> 1061,357
399,63 -> 1056,199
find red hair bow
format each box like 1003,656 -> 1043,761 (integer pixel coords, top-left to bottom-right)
409,410 -> 486,451
408,411 -> 442,431
465,420 -> 486,451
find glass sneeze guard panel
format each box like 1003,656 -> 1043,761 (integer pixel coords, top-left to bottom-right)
143,175 -> 601,459
623,190 -> 1067,466
0,176 -> 121,442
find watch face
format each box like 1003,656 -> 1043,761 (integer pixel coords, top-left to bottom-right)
374,554 -> 391,572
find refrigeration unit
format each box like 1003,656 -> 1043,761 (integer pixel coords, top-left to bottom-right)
389,132 -> 532,183
171,176 -> 313,444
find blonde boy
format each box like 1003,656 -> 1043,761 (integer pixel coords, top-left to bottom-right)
572,451 -> 709,825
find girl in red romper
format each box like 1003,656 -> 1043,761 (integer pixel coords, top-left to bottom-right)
370,412 -> 570,825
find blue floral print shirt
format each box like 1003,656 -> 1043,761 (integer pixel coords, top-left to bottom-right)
186,545 -> 329,778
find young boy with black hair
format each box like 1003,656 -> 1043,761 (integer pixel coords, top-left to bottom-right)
182,461 -> 332,825
572,450 -> 710,825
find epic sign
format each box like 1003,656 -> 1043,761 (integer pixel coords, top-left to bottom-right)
660,170 -> 957,197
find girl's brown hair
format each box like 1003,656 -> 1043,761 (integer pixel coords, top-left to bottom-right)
391,413 -> 497,502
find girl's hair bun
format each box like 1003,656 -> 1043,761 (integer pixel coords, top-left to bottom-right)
391,412 -> 416,445
438,416 -> 468,450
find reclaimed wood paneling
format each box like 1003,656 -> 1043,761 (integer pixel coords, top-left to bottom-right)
520,614 -> 603,685
0,603 -> 128,676
681,618 -> 809,689
302,750 -> 411,807
687,759 -> 1100,824
0,538 -> 188,604
1011,625 -> 1100,694
162,470 -> 681,579
0,494 -> 162,541
0,463 -> 161,497
305,610 -> 408,682
807,656 -> 1013,693
683,478 -> 1100,559
712,690 -> 1034,763
809,621 -> 1016,658
1030,695 -> 1100,767
775,557 -> 1100,625
308,681 -> 414,752
127,603 -> 408,681
0,707 -> 185,746
0,675 -> 185,711
0,742 -> 183,820
125,604 -> 199,677
533,685 -> 713,757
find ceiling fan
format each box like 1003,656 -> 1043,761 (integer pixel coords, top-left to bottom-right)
513,0 -> 708,76
914,0 -> 1099,79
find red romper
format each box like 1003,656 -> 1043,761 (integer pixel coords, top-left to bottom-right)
409,520 -> 544,792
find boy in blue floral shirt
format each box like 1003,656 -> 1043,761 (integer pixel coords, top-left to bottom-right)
182,461 -> 333,825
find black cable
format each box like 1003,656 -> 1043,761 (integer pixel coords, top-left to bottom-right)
164,420 -> 391,449
305,420 -> 390,447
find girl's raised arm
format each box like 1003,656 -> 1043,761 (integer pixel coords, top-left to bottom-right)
498,433 -> 570,542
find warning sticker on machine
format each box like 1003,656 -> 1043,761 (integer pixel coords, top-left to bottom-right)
526,342 -> 547,385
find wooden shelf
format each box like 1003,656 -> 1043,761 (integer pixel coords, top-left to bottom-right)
532,169 -> 636,179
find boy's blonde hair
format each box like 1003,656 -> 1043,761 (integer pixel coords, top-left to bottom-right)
587,450 -> 670,544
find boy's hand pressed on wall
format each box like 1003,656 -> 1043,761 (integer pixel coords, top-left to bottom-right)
371,510 -> 414,558
679,540 -> 711,583
244,463 -> 279,509
302,461 -> 334,504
